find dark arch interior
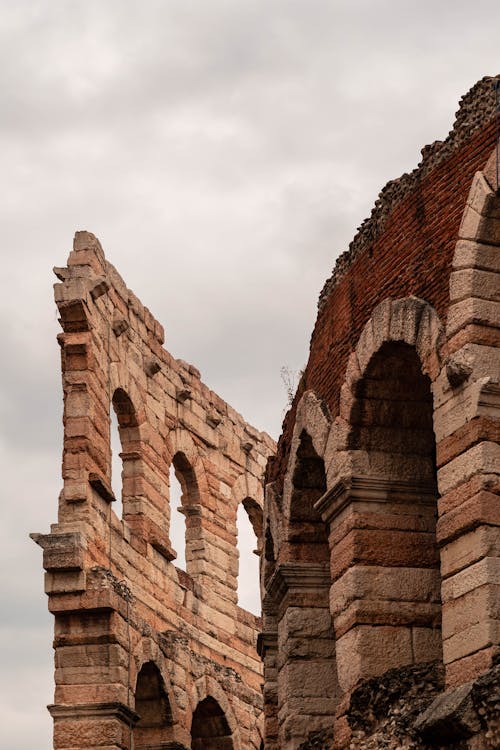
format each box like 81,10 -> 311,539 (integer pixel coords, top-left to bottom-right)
134,661 -> 173,748
112,387 -> 138,429
288,430 -> 329,561
191,696 -> 233,750
263,525 -> 275,585
347,340 -> 442,662
349,341 -> 436,474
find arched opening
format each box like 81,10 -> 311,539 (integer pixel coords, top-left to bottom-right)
110,407 -> 123,518
334,340 -> 442,686
236,499 -> 262,614
134,661 -> 174,748
169,451 -> 201,575
279,430 -> 339,743
169,463 -> 185,570
263,524 -> 276,586
191,696 -> 233,750
289,431 -> 330,562
110,388 -> 139,520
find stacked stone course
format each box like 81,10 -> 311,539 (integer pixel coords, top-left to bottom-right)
262,77 -> 500,749
33,232 -> 275,749
34,75 -> 500,750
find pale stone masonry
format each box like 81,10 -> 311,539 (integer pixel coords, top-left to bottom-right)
32,231 -> 275,750
33,77 -> 500,750
261,82 -> 500,749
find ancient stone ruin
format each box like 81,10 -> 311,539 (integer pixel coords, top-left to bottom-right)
34,76 -> 500,749
261,76 -> 500,749
32,232 -> 275,749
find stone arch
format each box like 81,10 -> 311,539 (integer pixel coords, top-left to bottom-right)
109,361 -> 147,429
166,429 -> 209,575
232,474 -> 264,610
129,637 -> 179,749
324,296 -> 445,489
108,380 -> 147,525
318,297 -> 445,693
438,163 -> 500,686
189,676 -> 241,750
232,472 -> 264,548
107,362 -> 173,554
275,392 -> 339,746
134,661 -> 174,748
282,389 -> 332,520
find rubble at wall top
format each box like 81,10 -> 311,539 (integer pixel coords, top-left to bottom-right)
318,74 -> 500,311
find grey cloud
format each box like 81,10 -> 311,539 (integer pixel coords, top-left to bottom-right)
2,2 -> 500,747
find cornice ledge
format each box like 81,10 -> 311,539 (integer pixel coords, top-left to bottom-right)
48,701 -> 139,724
315,474 -> 438,522
266,562 -> 331,605
257,630 -> 278,657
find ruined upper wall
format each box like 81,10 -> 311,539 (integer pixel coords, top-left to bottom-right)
318,75 -> 500,311
34,232 -> 275,750
268,75 -> 500,489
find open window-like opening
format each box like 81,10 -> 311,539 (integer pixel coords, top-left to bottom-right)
236,498 -> 262,614
191,696 -> 233,750
169,451 -> 201,575
110,388 -> 139,520
110,407 -> 123,517
169,463 -> 185,569
134,661 -> 174,749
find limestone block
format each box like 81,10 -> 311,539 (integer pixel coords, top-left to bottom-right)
446,297 -> 500,338
437,489 -> 500,546
433,378 -> 489,441
444,645 -> 497,688
370,298 -> 393,351
441,525 -> 500,578
443,618 -> 500,664
355,319 -> 375,374
412,627 -> 443,664
437,441 -> 500,495
453,239 -> 500,274
441,583 -> 500,639
330,566 -> 441,617
278,661 -> 339,700
279,606 -> 334,640
459,186 -> 500,244
441,557 -> 500,603
335,625 -> 413,692
450,268 -> 500,304
334,599 -> 441,639
388,296 -> 425,347
45,570 -> 86,594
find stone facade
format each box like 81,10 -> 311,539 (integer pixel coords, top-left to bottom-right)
261,77 -> 500,749
34,76 -> 500,750
32,233 -> 275,750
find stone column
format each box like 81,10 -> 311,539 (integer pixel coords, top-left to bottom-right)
316,475 -> 442,693
436,169 -> 500,688
269,563 -> 339,750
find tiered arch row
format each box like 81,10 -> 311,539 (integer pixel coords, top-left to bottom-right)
261,158 -> 500,748
33,233 -> 275,750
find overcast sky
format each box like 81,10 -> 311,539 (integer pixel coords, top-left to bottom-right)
1,1 -> 500,747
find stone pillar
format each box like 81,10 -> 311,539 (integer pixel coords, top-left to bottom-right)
49,702 -> 138,750
269,563 -> 339,750
316,475 -> 442,693
436,169 -> 500,688
258,626 -> 279,750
